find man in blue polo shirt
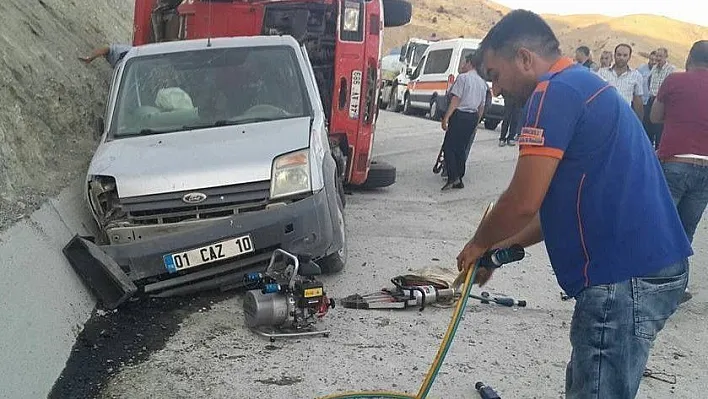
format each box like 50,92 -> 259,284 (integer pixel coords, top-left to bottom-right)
455,10 -> 692,399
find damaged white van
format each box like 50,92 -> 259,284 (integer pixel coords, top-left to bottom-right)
64,36 -> 347,308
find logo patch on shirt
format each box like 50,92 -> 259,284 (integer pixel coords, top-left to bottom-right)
518,127 -> 545,146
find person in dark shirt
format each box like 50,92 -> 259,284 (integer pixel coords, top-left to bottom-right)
651,40 -> 708,303
457,10 -> 692,399
574,45 -> 599,71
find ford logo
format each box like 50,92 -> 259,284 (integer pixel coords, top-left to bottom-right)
182,192 -> 207,204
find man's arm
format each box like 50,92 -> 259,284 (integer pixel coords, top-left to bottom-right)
632,95 -> 644,120
442,95 -> 460,131
469,155 -> 558,250
650,74 -> 673,124
79,46 -> 110,64
650,99 -> 665,124
632,74 -> 644,120
492,212 -> 543,249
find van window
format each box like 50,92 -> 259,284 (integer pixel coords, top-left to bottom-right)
458,48 -> 478,71
423,49 -> 452,74
410,55 -> 426,79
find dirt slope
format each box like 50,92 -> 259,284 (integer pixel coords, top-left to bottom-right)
383,0 -> 707,67
0,0 -> 134,231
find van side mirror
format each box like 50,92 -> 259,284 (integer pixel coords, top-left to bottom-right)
94,117 -> 105,140
406,67 -> 413,76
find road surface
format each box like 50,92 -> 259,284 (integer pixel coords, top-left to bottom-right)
55,110 -> 708,399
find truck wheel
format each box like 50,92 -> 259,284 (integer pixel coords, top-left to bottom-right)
383,0 -> 412,27
319,193 -> 347,274
484,119 -> 501,130
359,160 -> 396,189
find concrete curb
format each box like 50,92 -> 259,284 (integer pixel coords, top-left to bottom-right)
0,179 -> 98,399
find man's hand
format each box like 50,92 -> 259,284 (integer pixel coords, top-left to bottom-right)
441,116 -> 448,132
456,240 -> 494,286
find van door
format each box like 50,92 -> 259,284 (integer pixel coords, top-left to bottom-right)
409,47 -> 453,110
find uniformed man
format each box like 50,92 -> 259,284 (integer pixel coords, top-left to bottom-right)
457,10 -> 692,399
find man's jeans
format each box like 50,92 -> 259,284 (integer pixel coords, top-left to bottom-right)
661,161 -> 708,244
565,260 -> 688,399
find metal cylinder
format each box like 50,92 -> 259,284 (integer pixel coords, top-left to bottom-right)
243,290 -> 290,328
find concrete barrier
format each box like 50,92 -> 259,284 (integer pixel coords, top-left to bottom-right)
0,179 -> 98,399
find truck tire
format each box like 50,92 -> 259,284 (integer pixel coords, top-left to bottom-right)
359,160 -> 396,189
383,0 -> 412,27
484,119 -> 501,130
319,192 -> 347,274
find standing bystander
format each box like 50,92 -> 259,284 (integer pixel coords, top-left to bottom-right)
597,44 -> 644,120
650,40 -> 708,303
440,52 -> 487,190
646,47 -> 676,148
498,97 -> 523,146
574,46 -> 599,71
638,50 -> 657,134
599,50 -> 613,68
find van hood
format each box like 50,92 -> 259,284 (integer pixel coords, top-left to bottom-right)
88,117 -> 311,198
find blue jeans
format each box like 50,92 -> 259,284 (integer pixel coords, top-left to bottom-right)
661,161 -> 708,243
565,260 -> 688,399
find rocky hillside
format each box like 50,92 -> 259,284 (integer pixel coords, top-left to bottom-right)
0,0 -> 134,230
383,0 -> 708,68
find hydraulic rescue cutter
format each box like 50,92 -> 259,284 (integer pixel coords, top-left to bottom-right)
340,245 -> 527,311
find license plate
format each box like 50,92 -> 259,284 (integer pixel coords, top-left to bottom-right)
163,235 -> 254,273
349,70 -> 362,119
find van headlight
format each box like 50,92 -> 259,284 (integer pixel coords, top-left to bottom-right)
270,149 -> 311,199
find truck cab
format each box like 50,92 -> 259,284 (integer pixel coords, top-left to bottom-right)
131,0 -> 412,189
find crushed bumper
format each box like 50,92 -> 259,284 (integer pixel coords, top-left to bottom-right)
64,189 -> 336,308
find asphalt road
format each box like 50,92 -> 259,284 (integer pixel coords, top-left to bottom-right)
80,110 -> 706,399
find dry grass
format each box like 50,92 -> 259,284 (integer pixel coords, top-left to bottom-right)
383,0 -> 708,68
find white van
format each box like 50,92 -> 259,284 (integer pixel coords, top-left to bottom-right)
402,38 -> 505,129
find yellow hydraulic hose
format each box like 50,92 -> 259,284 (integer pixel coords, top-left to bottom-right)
317,203 -> 494,399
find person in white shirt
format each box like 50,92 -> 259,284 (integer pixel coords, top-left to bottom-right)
600,50 -> 613,68
440,53 -> 487,190
646,47 -> 677,148
597,43 -> 644,120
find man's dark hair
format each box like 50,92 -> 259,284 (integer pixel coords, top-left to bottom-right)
479,9 -> 561,60
465,51 -> 482,69
650,50 -> 657,56
576,46 -> 591,56
687,40 -> 708,67
614,43 -> 632,57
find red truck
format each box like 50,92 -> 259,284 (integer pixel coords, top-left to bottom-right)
132,0 -> 412,188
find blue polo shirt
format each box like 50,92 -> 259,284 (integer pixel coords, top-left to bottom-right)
518,57 -> 692,297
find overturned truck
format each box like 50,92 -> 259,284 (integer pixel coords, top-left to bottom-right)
64,0 -> 412,309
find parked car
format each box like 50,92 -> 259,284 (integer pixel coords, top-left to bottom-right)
65,36 -> 347,308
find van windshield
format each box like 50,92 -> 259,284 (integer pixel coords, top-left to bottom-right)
109,45 -> 312,138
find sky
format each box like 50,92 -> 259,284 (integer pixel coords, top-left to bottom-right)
494,0 -> 707,27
